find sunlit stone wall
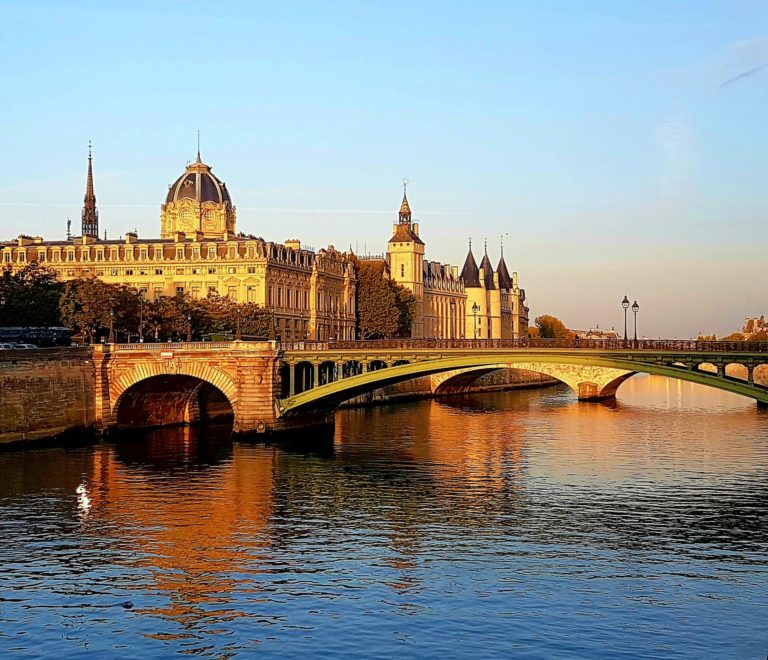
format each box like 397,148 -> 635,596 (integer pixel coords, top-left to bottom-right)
0,348 -> 96,444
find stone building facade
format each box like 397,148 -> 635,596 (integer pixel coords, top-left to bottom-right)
1,149 -> 356,341
382,185 -> 528,339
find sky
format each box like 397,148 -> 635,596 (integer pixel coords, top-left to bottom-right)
0,0 -> 766,338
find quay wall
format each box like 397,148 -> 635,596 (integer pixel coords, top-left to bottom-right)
0,348 -> 96,445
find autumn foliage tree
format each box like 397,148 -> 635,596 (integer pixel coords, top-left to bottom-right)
59,277 -> 140,342
535,314 -> 569,339
355,260 -> 416,339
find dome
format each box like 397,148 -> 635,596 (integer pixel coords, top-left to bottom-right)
165,157 -> 231,206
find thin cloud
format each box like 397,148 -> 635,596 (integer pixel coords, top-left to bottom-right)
719,62 -> 768,88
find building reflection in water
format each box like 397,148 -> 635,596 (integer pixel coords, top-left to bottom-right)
2,372 -> 766,645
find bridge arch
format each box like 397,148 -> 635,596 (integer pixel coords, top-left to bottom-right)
113,375 -> 234,429
279,352 -> 768,415
110,361 -> 238,415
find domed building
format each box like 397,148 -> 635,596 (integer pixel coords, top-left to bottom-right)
161,152 -> 236,240
1,146 -> 357,341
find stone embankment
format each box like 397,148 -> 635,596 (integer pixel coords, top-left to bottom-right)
0,348 -> 96,445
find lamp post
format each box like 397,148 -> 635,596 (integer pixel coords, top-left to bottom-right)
622,295 -> 629,343
472,302 -> 480,340
138,291 -> 144,342
186,314 -> 192,342
450,299 -> 456,339
632,300 -> 639,344
108,308 -> 115,344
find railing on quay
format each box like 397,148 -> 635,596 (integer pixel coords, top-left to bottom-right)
100,338 -> 768,354
279,338 -> 768,353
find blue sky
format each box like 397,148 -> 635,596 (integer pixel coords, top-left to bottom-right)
1,0 -> 766,337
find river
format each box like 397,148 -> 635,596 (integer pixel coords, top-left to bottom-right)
1,375 -> 767,658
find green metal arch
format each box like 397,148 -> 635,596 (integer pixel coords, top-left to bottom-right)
278,352 -> 768,414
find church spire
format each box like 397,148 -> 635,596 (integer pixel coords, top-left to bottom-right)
398,178 -> 411,223
81,141 -> 99,237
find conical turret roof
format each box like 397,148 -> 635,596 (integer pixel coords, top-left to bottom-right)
460,243 -> 480,287
479,249 -> 495,290
497,253 -> 512,289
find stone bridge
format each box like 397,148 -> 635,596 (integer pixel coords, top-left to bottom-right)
89,339 -> 768,436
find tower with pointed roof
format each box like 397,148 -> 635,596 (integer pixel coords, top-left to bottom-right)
387,180 -> 425,337
81,142 -> 99,238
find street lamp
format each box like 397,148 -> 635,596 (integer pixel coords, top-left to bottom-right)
632,300 -> 639,343
108,308 -> 115,344
186,314 -> 192,342
138,291 -> 144,342
472,302 -> 480,340
621,295 -> 630,342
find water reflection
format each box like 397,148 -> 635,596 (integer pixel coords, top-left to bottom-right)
0,375 -> 767,657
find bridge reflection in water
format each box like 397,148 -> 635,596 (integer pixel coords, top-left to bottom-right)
0,375 -> 766,656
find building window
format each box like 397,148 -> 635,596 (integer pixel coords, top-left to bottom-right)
67,252 -> 74,262
38,253 -> 46,262
191,288 -> 200,299
208,286 -> 217,296
247,286 -> 256,302
247,266 -> 256,274
228,267 -> 236,274
192,268 -> 200,274
277,287 -> 283,306
400,264 -> 404,278
176,267 -> 184,275
155,268 -> 163,275
110,268 -> 118,276
126,269 -> 133,276
176,286 -> 184,297
3,253 -> 11,263
18,252 -> 25,263
176,248 -> 184,260
227,286 -> 237,299
140,249 -> 148,260
208,267 -> 216,274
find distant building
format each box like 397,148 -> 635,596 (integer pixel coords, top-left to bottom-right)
742,315 -> 767,337
574,325 -> 620,340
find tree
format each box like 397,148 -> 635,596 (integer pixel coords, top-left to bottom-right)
722,332 -> 746,341
59,278 -> 140,342
528,326 -> 540,339
190,294 -> 271,339
0,262 -> 63,327
393,284 -> 417,337
355,260 -> 401,339
535,314 -> 569,339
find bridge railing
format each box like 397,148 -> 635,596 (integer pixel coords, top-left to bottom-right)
279,338 -> 768,353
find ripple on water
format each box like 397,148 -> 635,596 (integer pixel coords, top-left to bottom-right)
0,375 -> 767,658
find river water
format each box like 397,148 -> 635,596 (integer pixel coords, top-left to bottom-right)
1,375 -> 767,658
